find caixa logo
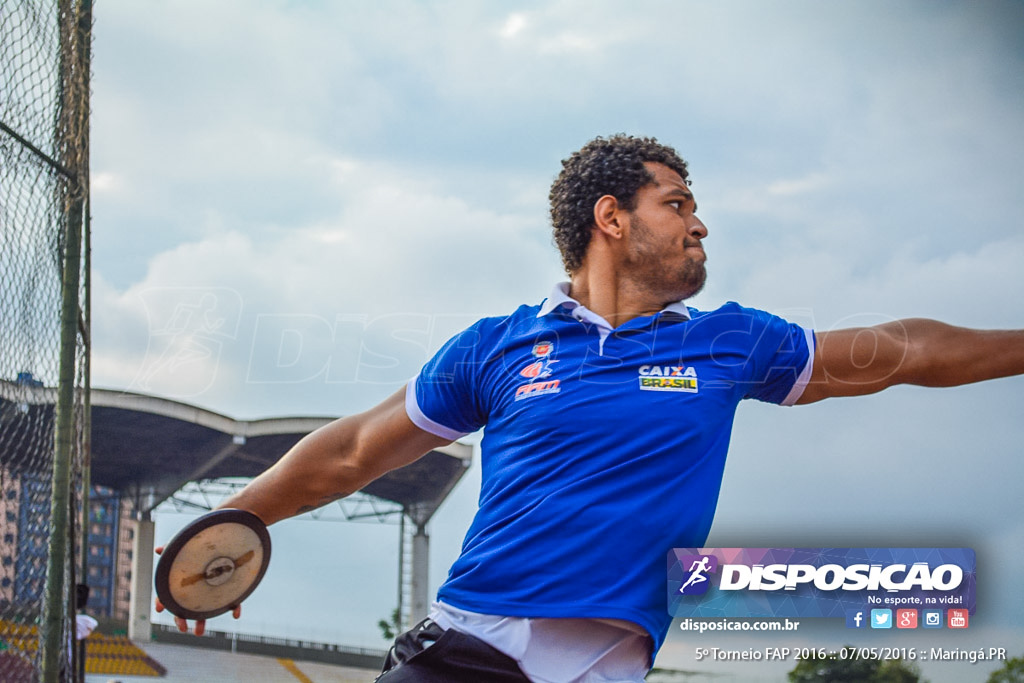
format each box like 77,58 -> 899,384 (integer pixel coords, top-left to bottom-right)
678,554 -> 719,595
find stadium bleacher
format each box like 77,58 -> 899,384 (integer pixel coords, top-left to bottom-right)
83,640 -> 378,683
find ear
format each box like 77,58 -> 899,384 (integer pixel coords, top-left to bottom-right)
592,194 -> 624,239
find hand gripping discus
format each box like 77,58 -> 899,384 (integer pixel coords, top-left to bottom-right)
154,509 -> 271,621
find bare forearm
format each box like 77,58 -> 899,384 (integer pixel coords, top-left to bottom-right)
800,319 -> 1024,403
897,319 -> 1024,387
217,387 -> 449,525
218,418 -> 371,525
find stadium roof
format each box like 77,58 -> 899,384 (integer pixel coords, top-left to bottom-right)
1,381 -> 471,521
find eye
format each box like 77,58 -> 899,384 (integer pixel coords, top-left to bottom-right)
668,201 -> 682,210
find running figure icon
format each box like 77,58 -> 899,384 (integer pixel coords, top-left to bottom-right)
679,556 -> 713,594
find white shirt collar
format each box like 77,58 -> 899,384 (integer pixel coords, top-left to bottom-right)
537,282 -> 692,321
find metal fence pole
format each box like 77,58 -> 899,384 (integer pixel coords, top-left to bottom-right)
40,0 -> 91,679
40,180 -> 84,683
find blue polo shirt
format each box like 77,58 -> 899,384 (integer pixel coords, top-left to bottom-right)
407,284 -> 814,653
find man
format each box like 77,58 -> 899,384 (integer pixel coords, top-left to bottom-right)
158,135 -> 1024,682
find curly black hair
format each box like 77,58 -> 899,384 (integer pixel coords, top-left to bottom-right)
549,134 -> 690,273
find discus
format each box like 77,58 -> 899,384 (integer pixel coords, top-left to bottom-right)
154,509 -> 271,621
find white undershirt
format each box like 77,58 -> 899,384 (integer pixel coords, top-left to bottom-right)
428,601 -> 651,683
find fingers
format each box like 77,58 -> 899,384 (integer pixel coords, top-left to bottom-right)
156,572 -> 237,634
172,615 -> 207,636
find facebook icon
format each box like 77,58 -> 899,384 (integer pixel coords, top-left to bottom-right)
846,610 -> 866,629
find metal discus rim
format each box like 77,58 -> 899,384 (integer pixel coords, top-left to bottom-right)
154,508 -> 271,621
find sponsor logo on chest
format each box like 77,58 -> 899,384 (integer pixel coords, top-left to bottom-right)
637,365 -> 699,393
514,341 -> 561,401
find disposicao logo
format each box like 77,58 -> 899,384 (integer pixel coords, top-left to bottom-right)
668,548 -> 976,620
717,562 -> 963,592
677,554 -> 718,595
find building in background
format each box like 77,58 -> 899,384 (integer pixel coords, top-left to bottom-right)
0,472 -> 21,608
0,472 -> 134,620
84,485 -> 135,619
0,470 -> 49,613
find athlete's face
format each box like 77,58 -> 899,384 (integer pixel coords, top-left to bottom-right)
621,162 -> 708,301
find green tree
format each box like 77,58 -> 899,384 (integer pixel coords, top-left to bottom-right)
875,659 -> 924,683
377,607 -> 402,641
987,656 -> 1024,683
788,648 -> 925,683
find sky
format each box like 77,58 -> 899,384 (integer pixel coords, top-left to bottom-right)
85,1 -> 1024,681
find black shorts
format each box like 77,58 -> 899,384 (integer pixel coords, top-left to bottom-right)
377,618 -> 532,683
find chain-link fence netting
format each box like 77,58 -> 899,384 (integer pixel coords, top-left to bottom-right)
1,0 -> 91,680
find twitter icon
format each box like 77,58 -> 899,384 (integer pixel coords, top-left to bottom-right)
871,609 -> 892,629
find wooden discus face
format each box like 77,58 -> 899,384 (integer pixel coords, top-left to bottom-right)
155,509 -> 271,621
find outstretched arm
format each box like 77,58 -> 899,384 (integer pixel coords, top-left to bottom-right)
157,385 -> 451,633
796,319 -> 1024,404
217,385 -> 451,524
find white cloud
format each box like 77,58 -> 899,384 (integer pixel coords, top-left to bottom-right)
500,12 -> 528,39
90,171 -> 124,195
91,155 -> 561,416
766,173 -> 831,197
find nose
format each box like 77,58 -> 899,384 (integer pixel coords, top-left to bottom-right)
687,216 -> 708,241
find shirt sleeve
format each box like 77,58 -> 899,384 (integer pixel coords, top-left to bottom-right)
407,322 -> 489,439
741,309 -> 815,406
